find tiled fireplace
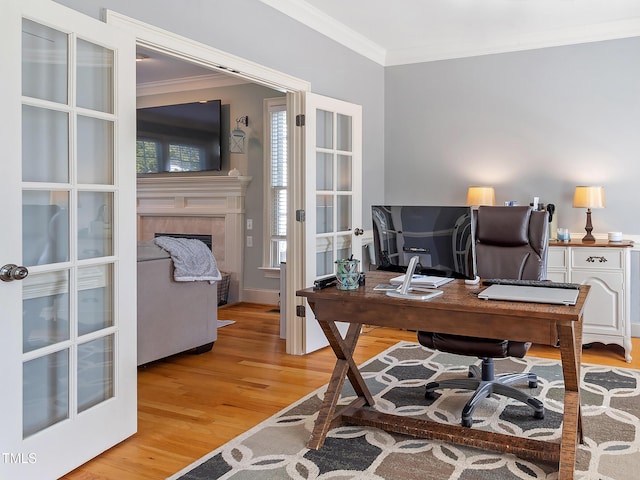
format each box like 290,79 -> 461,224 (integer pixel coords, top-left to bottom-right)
136,175 -> 252,303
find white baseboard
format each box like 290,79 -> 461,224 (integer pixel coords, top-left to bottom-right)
241,288 -> 279,305
631,323 -> 640,338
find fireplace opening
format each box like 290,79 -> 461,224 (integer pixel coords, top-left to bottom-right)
154,233 -> 213,251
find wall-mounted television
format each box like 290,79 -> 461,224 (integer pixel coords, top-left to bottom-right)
136,100 -> 222,174
372,205 -> 477,281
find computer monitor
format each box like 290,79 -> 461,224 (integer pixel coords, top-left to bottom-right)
371,205 -> 477,281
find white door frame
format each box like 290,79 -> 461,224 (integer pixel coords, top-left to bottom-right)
105,11 -> 312,354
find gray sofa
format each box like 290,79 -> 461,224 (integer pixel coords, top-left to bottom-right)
137,242 -> 218,365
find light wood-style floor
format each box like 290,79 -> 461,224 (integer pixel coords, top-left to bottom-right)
63,302 -> 640,480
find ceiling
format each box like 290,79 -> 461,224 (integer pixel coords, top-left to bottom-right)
137,0 -> 640,89
259,0 -> 640,66
135,46 -> 249,97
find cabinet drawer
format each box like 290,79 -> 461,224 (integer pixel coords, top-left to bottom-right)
571,249 -> 623,270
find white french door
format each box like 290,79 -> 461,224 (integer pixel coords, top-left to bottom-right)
0,1 -> 137,479
302,93 -> 363,353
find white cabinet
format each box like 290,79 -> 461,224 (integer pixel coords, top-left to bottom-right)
548,241 -> 632,362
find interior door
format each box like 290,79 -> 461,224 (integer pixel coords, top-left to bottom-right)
0,1 -> 137,478
302,93 -> 362,353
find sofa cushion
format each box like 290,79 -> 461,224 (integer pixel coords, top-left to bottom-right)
137,241 -> 170,262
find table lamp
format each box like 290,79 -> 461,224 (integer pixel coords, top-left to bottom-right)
466,186 -> 495,207
573,186 -> 605,242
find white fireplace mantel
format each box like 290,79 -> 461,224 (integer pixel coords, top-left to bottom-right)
136,175 -> 252,303
137,175 -> 252,215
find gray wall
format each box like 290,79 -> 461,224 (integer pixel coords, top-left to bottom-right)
55,0 -> 640,297
55,0 -> 386,293
385,37 -> 640,236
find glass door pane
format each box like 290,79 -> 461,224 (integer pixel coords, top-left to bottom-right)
316,109 -> 333,148
76,39 -> 114,113
22,19 -> 68,104
316,237 -> 333,277
23,350 -> 69,438
22,106 -> 69,183
78,191 -> 113,259
78,264 -> 113,335
77,335 -> 114,412
336,113 -> 352,152
77,115 -> 114,184
22,270 -> 70,353
22,190 -> 69,266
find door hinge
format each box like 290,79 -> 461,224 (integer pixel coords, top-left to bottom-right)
296,114 -> 305,127
295,209 -> 305,222
296,305 -> 306,317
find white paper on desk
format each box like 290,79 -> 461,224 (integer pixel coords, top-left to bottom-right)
386,287 -> 444,301
390,274 -> 454,288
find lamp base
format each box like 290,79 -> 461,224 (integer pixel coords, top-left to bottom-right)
582,208 -> 596,243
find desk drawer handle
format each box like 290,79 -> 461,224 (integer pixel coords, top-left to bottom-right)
586,256 -> 607,263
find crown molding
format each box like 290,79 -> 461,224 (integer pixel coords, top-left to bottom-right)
136,73 -> 249,97
385,17 -> 640,66
259,1 -> 640,66
258,0 -> 386,65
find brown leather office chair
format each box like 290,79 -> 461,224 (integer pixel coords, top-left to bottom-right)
417,206 -> 549,427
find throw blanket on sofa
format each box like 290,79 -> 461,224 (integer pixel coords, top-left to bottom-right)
154,236 -> 222,283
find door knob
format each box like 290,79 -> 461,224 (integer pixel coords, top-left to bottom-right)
354,228 -> 364,236
1,264 -> 29,282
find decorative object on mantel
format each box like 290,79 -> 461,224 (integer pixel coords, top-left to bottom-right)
228,167 -> 240,177
229,115 -> 249,153
573,185 -> 605,243
466,186 -> 495,207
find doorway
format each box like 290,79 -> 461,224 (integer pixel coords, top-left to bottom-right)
106,11 -> 311,354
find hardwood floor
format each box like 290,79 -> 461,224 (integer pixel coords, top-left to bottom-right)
63,302 -> 640,480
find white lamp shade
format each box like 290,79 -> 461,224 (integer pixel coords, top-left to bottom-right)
573,186 -> 605,209
466,186 -> 496,206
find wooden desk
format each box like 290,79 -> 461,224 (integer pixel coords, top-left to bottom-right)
297,271 -> 589,479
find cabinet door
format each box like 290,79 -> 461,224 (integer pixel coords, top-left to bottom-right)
546,246 -> 568,282
571,270 -> 622,336
547,270 -> 569,282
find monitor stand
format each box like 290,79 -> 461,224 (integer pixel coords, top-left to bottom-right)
386,255 -> 444,301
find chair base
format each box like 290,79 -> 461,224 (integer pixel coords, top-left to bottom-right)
425,359 -> 544,428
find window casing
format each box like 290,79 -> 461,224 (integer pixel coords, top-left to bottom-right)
263,98 -> 287,268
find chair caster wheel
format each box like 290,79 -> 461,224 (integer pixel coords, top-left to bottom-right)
534,410 -> 544,420
461,417 -> 473,428
425,390 -> 436,400
528,380 -> 538,388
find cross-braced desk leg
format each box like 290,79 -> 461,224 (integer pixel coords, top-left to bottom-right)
307,320 -> 375,449
557,320 -> 584,479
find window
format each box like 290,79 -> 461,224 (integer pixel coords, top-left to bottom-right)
264,98 -> 287,268
136,137 -> 208,173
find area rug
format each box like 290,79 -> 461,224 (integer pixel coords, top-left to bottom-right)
169,341 -> 640,480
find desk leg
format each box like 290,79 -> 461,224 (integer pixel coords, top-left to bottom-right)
307,320 -> 374,449
557,321 -> 584,480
